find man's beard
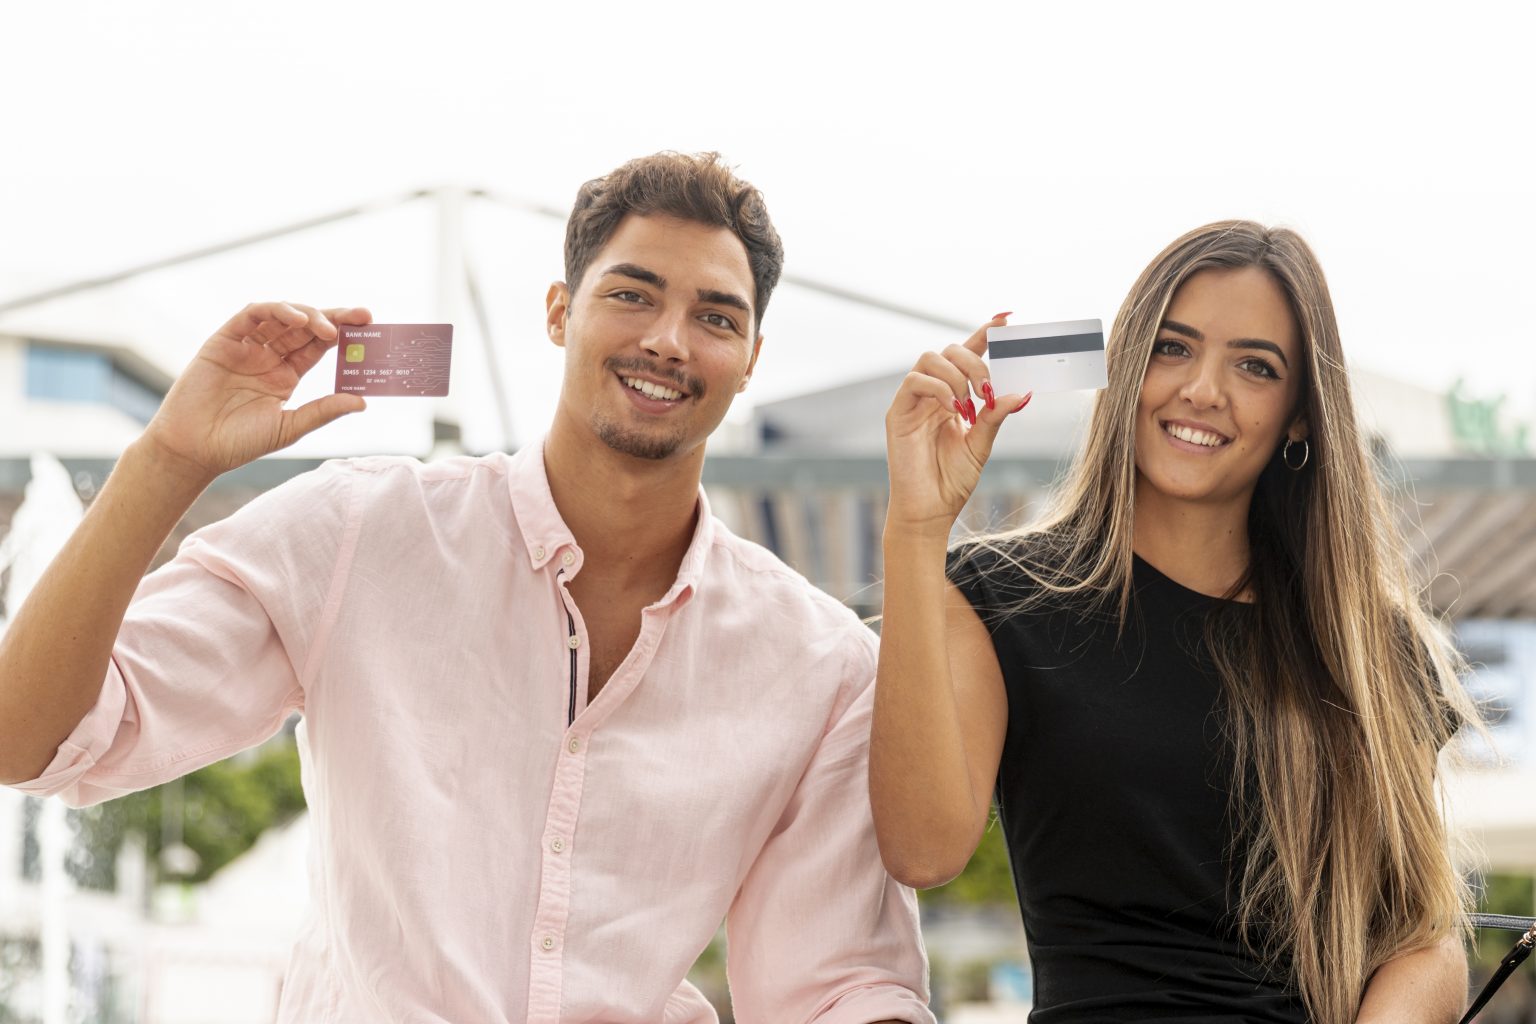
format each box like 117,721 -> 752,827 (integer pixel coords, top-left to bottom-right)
593,414 -> 688,461
595,357 -> 705,460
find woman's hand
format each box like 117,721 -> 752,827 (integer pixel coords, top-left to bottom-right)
141,302 -> 372,483
884,313 -> 1031,538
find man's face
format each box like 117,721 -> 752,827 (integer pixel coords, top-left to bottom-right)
547,214 -> 762,461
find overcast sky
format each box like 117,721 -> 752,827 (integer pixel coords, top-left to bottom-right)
3,1 -> 1532,455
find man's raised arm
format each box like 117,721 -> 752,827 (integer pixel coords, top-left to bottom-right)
0,301 -> 368,783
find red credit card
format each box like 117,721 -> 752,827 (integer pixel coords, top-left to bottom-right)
333,324 -> 453,397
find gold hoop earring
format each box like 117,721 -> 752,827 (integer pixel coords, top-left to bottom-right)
1282,438 -> 1310,471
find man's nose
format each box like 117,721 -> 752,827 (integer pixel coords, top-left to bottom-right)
642,311 -> 691,363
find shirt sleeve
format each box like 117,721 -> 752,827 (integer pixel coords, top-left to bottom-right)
8,459 -> 359,808
724,626 -> 935,1024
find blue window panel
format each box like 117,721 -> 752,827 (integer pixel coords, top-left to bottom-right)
25,344 -> 111,403
107,367 -> 164,424
25,343 -> 165,424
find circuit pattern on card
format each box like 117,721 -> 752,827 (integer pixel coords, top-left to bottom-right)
380,330 -> 451,394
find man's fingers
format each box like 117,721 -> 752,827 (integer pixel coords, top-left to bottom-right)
284,334 -> 335,378
284,311 -> 372,375
214,301 -> 308,344
283,393 -> 366,444
285,302 -> 336,342
211,301 -> 354,354
269,304 -> 363,357
323,306 -> 373,327
266,323 -> 321,357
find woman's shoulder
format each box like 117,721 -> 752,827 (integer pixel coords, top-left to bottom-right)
946,531 -> 1066,604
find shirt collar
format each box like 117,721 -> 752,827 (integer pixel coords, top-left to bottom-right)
509,437 -> 714,608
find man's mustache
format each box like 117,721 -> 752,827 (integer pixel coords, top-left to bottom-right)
606,357 -> 705,399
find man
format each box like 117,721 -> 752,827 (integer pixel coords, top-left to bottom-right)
0,152 -> 933,1022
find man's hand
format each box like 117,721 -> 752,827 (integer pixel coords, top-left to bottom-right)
0,301 -> 369,785
143,302 -> 371,483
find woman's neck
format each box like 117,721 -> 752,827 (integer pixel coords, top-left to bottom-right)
1131,474 -> 1253,600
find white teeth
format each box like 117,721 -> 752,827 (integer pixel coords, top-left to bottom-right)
1165,423 -> 1226,447
623,376 -> 682,401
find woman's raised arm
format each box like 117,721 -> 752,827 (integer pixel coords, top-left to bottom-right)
869,315 -> 1029,889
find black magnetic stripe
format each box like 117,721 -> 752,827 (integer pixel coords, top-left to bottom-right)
989,333 -> 1105,359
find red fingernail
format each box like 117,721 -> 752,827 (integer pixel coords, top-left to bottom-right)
964,398 -> 978,425
1013,392 -> 1033,413
981,380 -> 995,410
954,399 -> 966,419
992,311 -> 1013,320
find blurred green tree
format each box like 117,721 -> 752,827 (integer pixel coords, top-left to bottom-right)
919,811 -> 1015,906
1473,872 -> 1535,973
55,737 -> 305,890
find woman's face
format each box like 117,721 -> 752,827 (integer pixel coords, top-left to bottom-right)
1134,265 -> 1307,510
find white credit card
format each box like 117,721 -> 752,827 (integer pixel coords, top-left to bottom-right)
987,318 -> 1107,395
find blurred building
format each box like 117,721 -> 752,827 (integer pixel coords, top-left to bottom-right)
1,347 -> 1532,1021
1,331 -> 172,457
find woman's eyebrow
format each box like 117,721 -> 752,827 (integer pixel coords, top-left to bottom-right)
1162,319 -> 1289,369
1161,318 -> 1204,341
1229,339 -> 1289,368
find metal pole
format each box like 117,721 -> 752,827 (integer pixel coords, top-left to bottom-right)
434,188 -> 467,448
0,191 -> 432,317
39,797 -> 68,1024
474,189 -> 974,331
464,257 -> 514,451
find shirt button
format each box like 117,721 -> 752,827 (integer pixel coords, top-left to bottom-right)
550,837 -> 565,853
567,635 -> 580,650
541,936 -> 555,951
533,545 -> 545,560
568,737 -> 581,754
561,551 -> 575,566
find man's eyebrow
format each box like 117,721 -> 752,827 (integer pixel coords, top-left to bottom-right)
600,263 -> 666,289
697,288 -> 752,315
1228,338 -> 1289,369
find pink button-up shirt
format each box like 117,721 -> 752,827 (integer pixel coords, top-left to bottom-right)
17,440 -> 932,1023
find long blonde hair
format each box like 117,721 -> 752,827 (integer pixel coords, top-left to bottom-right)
971,221 -> 1477,1024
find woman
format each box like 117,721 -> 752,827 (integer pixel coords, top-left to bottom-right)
870,221 -> 1478,1023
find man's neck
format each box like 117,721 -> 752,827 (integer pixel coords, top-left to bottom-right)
542,417 -> 704,592
1131,475 -> 1253,599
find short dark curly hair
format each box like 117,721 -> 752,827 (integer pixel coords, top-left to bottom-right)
564,152 -> 784,332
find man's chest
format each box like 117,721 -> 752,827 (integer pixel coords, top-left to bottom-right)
301,591 -> 838,872
563,573 -> 662,701
578,603 -> 644,700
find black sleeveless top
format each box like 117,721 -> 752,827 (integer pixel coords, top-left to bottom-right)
947,542 -> 1308,1023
